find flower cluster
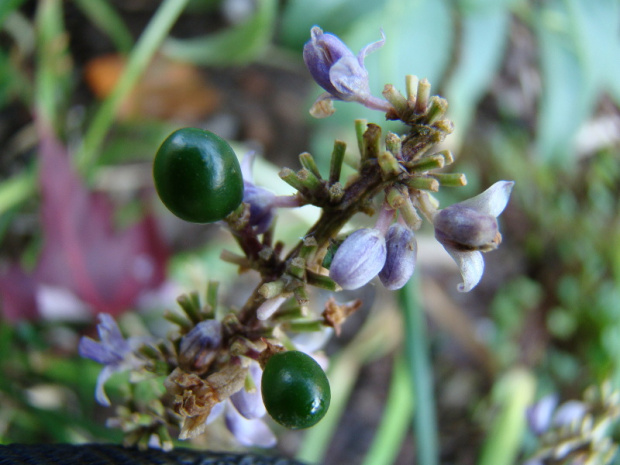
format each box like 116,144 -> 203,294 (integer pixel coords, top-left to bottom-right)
77,25 -> 516,452
327,181 -> 512,293
525,384 -> 620,465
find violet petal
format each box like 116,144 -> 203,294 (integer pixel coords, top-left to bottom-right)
458,180 -> 515,217
329,228 -> 387,290
379,224 -> 417,290
224,407 -> 276,448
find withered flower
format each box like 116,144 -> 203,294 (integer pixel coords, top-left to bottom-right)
164,364 -> 248,439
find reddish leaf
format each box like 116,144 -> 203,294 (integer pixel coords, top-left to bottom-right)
0,127 -> 168,321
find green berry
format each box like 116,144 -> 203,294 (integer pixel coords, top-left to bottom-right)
153,128 -> 244,223
261,350 -> 331,429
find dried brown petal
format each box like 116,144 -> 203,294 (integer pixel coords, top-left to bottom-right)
322,297 -> 362,336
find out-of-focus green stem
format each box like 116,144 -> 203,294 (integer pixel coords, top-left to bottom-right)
0,0 -> 27,29
0,167 -> 36,215
400,276 -> 439,465
296,306 -> 402,464
296,350 -> 359,464
35,0 -> 66,129
477,368 -> 536,465
361,356 -> 413,465
75,0 -> 190,174
73,0 -> 133,54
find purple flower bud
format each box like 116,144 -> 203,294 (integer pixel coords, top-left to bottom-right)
256,295 -> 287,321
433,181 -> 514,292
379,224 -> 417,290
178,320 -> 223,374
303,26 -> 392,117
329,228 -> 387,290
526,394 -> 559,435
434,206 -> 499,252
303,27 -> 357,99
552,400 -> 587,428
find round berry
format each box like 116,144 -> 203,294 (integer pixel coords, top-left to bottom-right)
261,350 -> 331,429
153,128 -> 243,223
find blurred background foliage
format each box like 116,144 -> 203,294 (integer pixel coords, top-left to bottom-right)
1,0 -> 620,463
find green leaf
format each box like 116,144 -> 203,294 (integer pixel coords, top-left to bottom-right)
445,5 -> 511,143
73,0 -> 134,54
535,0 -> 590,163
35,0 -> 72,131
0,0 -> 26,29
279,0 -> 387,50
0,167 -> 37,216
565,0 -> 620,107
477,369 -> 536,465
161,0 -> 277,65
352,0 -> 454,94
361,356 -> 413,465
75,0 -> 191,173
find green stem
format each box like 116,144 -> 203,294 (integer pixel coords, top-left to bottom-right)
361,355 -> 414,465
399,276 -> 439,465
75,0 -> 190,174
477,369 -> 536,465
296,307 -> 402,464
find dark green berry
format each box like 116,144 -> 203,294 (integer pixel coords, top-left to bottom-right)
261,350 -> 331,429
153,128 -> 244,223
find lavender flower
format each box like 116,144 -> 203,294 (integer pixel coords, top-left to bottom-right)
379,223 -> 417,290
526,394 -> 559,435
78,313 -> 145,406
329,228 -> 387,290
206,361 -> 276,448
241,152 -> 301,234
303,26 -> 392,118
433,181 -> 514,292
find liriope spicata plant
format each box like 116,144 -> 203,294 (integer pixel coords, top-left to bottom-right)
79,26 -> 514,450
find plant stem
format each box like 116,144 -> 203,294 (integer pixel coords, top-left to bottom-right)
361,355 -> 413,465
296,305 -> 402,464
75,0 -> 190,174
400,276 -> 439,465
477,369 -> 536,465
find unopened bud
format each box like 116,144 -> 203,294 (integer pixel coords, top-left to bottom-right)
379,224 -> 417,290
434,205 -> 499,252
329,228 -> 387,290
179,320 -> 223,374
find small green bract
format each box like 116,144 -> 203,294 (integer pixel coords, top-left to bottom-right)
153,128 -> 243,223
261,350 -> 331,429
